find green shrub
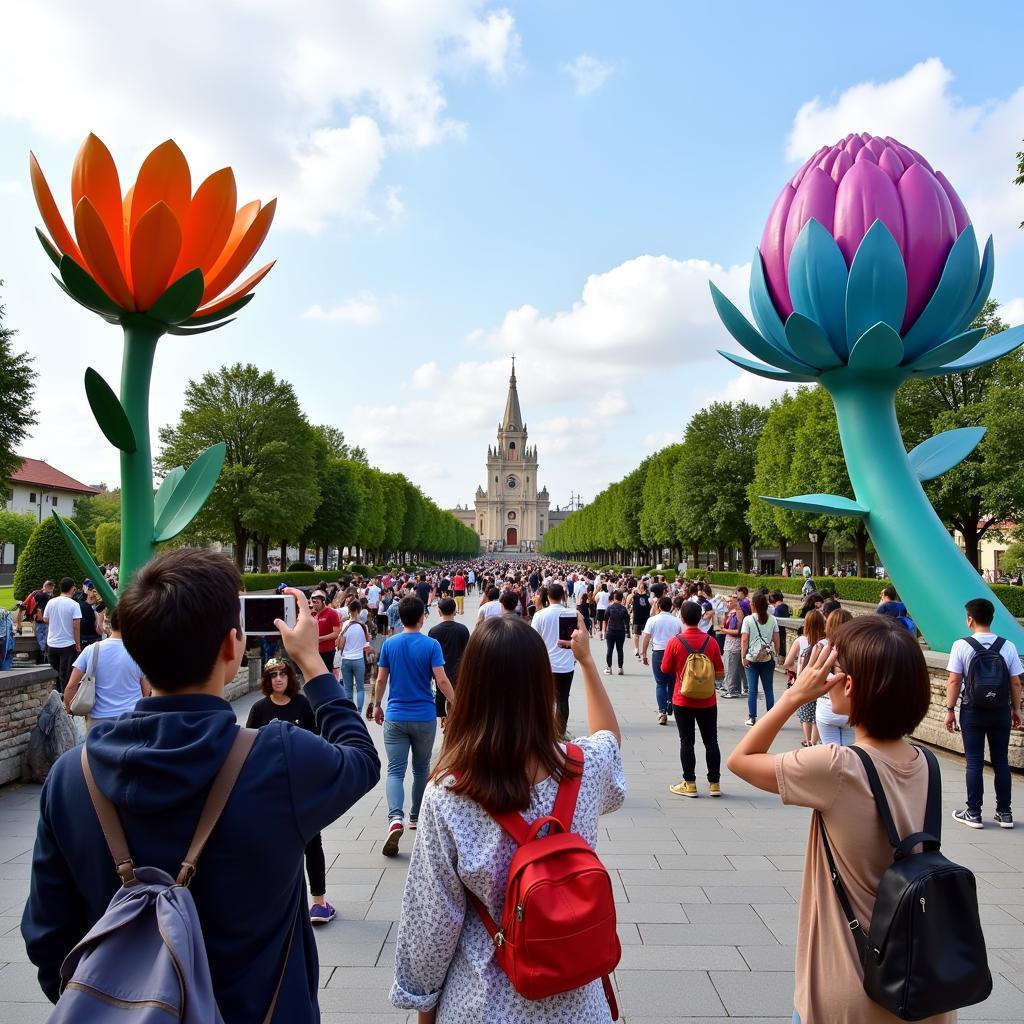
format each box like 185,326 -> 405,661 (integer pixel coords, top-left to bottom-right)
286,561 -> 314,572
13,517 -> 92,600
241,571 -> 322,592
94,522 -> 121,564
347,563 -> 371,576
992,583 -> 1024,617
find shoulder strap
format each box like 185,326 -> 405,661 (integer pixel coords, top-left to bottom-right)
698,635 -> 710,654
81,745 -> 137,886
679,637 -> 694,655
964,636 -> 984,654
177,729 -> 258,885
990,637 -> 1006,655
551,744 -> 584,831
817,813 -> 868,963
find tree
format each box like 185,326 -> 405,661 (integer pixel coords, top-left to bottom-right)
0,284 -> 37,484
13,516 -> 90,600
95,521 -> 121,564
313,424 -> 368,464
157,364 -> 319,569
72,489 -> 121,548
0,509 -> 38,563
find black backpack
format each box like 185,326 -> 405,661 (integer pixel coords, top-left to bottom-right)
820,745 -> 991,1021
962,636 -> 1010,709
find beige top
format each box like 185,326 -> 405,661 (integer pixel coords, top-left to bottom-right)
775,743 -> 956,1024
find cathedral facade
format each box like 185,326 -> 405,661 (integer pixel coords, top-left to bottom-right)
449,361 -> 568,553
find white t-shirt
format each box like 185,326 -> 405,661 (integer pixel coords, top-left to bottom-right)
532,604 -> 576,674
44,594 -> 82,647
478,600 -> 504,621
741,613 -> 779,656
595,590 -> 610,611
340,619 -> 370,661
643,611 -> 681,652
367,585 -> 381,607
947,633 -> 1024,687
72,638 -> 143,718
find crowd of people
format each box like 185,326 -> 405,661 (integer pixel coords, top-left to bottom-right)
14,550 -> 1021,1023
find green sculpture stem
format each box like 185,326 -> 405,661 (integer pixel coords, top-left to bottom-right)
825,371 -> 1024,652
118,319 -> 163,588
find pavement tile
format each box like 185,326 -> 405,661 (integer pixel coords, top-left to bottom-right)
710,970 -> 796,1016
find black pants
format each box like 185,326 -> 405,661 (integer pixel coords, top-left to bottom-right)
553,670 -> 574,733
961,705 -> 1012,814
48,645 -> 77,692
436,669 -> 457,718
305,833 -> 326,898
605,634 -> 625,669
320,650 -> 335,675
674,704 -> 721,783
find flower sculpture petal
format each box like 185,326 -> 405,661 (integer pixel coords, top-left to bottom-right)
711,132 -> 1024,652
30,133 -> 276,597
31,133 -> 275,331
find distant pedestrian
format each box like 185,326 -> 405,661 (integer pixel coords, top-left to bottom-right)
428,598 -> 470,723
783,609 -> 824,747
815,609 -> 854,746
641,596 -> 682,726
604,591 -> 629,675
43,577 -> 81,692
740,592 -> 779,726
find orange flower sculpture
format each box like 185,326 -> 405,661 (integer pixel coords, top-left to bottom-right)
30,133 -> 277,598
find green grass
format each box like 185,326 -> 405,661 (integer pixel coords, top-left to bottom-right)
0,586 -> 13,610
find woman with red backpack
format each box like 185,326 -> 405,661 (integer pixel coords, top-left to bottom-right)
389,615 -> 625,1022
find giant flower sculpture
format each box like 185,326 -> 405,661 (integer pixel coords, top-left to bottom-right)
31,133 -> 276,600
711,133 -> 1024,651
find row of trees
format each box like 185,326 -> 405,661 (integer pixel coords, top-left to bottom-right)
542,302 -> 1024,575
74,363 -> 478,569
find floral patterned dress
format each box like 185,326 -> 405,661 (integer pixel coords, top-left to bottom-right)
390,731 -> 626,1023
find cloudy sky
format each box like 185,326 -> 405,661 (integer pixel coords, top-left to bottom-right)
2,0 -> 1024,511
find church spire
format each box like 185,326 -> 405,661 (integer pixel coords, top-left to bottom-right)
501,355 -> 523,431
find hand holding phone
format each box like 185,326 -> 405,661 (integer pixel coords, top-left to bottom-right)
272,588 -> 323,681
557,613 -> 577,647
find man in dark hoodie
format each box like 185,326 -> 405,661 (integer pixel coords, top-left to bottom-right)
21,547 -> 381,1021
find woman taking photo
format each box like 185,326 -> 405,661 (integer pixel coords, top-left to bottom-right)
783,609 -> 825,747
390,615 -> 625,1023
740,591 -> 780,726
816,608 -> 854,746
245,658 -> 335,925
728,615 -> 941,1024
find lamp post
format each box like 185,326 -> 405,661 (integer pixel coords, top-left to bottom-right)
808,533 -> 819,578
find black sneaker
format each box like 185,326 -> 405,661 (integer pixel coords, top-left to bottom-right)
994,811 -> 1014,829
952,808 -> 983,830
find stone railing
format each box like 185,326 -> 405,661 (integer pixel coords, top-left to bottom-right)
0,658 -> 261,787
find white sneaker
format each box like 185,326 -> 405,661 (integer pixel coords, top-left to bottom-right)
744,717 -> 756,727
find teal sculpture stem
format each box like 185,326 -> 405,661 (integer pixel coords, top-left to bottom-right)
826,373 -> 1024,652
118,319 -> 161,587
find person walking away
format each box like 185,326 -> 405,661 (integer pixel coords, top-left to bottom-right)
531,583 -> 583,734
373,596 -> 455,855
728,616 -> 950,1024
627,579 -> 651,659
429,598 -> 470,724
452,571 -> 466,616
466,569 -> 476,595
75,585 -> 103,650
337,599 -> 371,712
476,586 -> 503,623
740,591 -> 779,726
43,577 -> 81,692
22,550 -> 380,1022
245,658 -> 336,924
389,615 -> 625,1022
594,584 -> 610,640
577,587 -> 594,636
499,590 -> 520,616
815,609 -> 854,746
769,590 -> 791,657
783,608 -> 824,747
413,573 -> 434,617
26,579 -> 54,665
604,591 -> 629,676
663,601 -> 725,797
641,596 -> 682,726
311,591 -> 341,675
63,607 -> 149,731
946,597 -> 1023,829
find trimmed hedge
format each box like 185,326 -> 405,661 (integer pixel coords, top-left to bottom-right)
286,562 -> 314,572
13,517 -> 92,600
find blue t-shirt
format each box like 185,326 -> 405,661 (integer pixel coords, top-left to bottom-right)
379,631 -> 445,721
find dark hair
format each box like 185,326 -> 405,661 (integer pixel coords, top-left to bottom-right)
651,582 -> 667,599
59,576 -> 75,593
821,598 -> 842,616
398,595 -> 424,627
736,585 -> 749,597
118,548 -> 241,691
680,600 -> 702,626
261,660 -> 300,697
347,598 -> 361,615
880,586 -> 899,601
658,595 -> 672,612
534,586 -> 549,609
836,615 -> 929,740
486,586 -> 501,601
769,590 -> 784,603
802,609 -> 826,646
548,582 -> 565,602
499,590 -> 519,612
431,616 -> 579,812
612,590 -> 623,602
799,592 -> 824,617
965,597 -> 994,626
751,590 -> 769,624
438,597 -> 457,615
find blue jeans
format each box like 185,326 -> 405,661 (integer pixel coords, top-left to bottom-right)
818,721 -> 855,746
745,659 -> 775,718
960,704 -> 1012,815
35,622 -> 47,663
383,719 -> 436,823
340,658 -> 366,711
652,649 -> 673,714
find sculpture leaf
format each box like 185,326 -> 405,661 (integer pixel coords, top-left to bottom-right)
760,493 -> 867,518
846,220 -> 907,343
907,427 -> 986,482
153,442 -> 226,542
51,512 -> 119,609
84,368 -> 137,454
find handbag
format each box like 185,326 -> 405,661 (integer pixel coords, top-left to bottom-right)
69,641 -> 100,716
747,618 -> 775,662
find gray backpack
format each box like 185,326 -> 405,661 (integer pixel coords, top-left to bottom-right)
50,730 -> 294,1023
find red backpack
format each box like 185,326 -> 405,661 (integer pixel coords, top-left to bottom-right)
464,744 -> 621,1018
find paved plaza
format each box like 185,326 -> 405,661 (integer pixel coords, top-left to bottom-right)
2,591 -> 1024,1022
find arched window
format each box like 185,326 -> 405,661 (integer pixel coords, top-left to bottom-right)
508,441 -> 517,461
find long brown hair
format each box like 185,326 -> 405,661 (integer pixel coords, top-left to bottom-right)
801,609 -> 826,647
432,616 -> 580,812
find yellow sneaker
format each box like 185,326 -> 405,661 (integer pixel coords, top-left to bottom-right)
709,783 -> 721,798
669,781 -> 699,798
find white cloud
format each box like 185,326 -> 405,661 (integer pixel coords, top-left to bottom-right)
0,1 -> 520,232
1000,297 -> 1024,326
642,430 -> 677,449
563,54 -> 616,97
787,58 -> 1024,255
301,296 -> 382,325
706,372 -> 794,409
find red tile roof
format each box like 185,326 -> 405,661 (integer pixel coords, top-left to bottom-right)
10,458 -> 100,496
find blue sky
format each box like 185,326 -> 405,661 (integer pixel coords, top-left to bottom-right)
2,0 -> 1023,510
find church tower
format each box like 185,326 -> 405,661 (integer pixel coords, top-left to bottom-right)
467,358 -> 550,552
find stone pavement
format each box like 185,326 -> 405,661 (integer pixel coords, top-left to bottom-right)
2,590 -> 1024,1022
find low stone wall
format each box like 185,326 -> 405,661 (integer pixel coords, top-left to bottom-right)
0,659 -> 261,787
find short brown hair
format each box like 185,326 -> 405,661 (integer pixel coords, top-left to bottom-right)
118,548 -> 242,691
836,615 -> 930,740
261,659 -> 299,697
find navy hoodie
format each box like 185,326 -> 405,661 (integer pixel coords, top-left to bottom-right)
21,673 -> 380,1021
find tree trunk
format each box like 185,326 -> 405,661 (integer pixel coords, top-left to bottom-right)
259,534 -> 270,574
691,542 -> 699,568
959,520 -> 981,570
779,536 -> 788,566
233,522 -> 247,571
280,541 -> 287,567
740,539 -> 753,574
298,541 -> 307,564
812,535 -> 826,578
715,545 -> 726,571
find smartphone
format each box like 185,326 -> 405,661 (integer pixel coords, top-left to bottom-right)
558,613 -> 577,642
240,595 -> 297,635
